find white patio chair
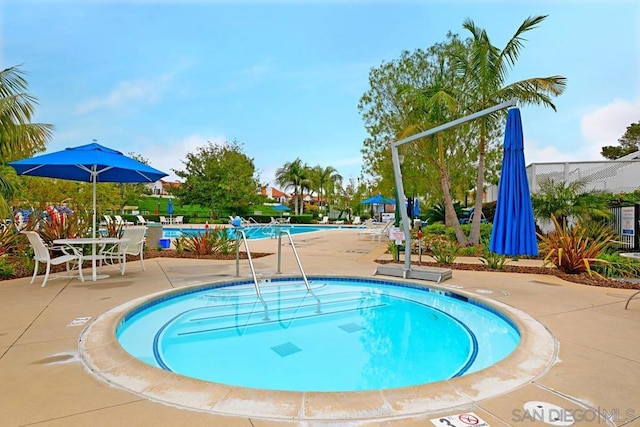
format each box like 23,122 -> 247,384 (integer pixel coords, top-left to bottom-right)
136,215 -> 147,225
319,216 -> 329,224
352,216 -> 362,225
22,231 -> 84,287
99,226 -> 147,274
174,216 -> 184,224
159,216 -> 168,225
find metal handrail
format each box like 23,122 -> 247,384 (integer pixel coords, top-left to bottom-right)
277,229 -> 310,290
277,228 -> 320,313
235,229 -> 269,320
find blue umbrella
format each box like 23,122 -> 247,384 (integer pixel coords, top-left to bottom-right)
9,142 -> 168,239
489,108 -> 538,256
361,194 -> 396,205
413,198 -> 420,217
273,204 -> 291,212
273,203 -> 291,218
167,199 -> 174,223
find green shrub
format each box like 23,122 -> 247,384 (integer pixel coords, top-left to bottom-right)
479,241 -> 509,269
430,240 -> 460,264
591,252 -> 640,278
0,256 -> 15,278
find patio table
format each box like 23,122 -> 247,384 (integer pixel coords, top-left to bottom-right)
53,237 -> 127,281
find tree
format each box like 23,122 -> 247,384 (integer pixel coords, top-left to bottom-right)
359,36 -> 484,213
601,120 -> 640,159
456,15 -> 567,244
275,158 -> 310,215
173,140 -> 260,218
0,65 -> 54,216
311,165 -> 343,211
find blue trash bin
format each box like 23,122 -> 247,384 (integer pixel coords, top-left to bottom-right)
159,238 -> 171,249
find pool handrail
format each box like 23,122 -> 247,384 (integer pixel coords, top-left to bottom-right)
234,229 -> 269,320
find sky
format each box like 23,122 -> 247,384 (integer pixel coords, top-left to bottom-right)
2,0 -> 639,188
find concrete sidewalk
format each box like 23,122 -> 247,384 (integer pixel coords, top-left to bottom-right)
0,229 -> 638,426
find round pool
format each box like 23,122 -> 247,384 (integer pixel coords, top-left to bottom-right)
115,277 -> 519,392
80,275 -> 557,422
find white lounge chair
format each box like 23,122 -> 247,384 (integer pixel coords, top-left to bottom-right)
357,220 -> 393,241
352,216 -> 362,225
136,215 -> 147,225
22,231 -> 84,287
319,216 -> 329,224
114,215 -> 133,226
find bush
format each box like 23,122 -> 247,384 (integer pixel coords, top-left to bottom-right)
430,240 -> 460,264
177,227 -> 236,256
538,215 -> 616,275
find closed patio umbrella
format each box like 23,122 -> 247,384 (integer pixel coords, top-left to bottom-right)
489,108 -> 538,256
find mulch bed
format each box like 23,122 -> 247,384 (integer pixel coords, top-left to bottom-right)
376,259 -> 640,290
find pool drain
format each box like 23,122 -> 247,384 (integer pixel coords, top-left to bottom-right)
523,401 -> 574,426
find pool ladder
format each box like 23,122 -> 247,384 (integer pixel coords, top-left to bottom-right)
235,226 -> 316,320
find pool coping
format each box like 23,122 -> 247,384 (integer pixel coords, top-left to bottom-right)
78,274 -> 558,423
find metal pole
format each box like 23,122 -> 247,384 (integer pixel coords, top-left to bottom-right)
277,228 -> 282,273
390,99 -> 517,276
235,232 -> 240,277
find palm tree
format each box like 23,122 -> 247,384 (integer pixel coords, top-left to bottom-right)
0,65 -> 54,216
456,15 -> 567,244
275,158 -> 308,215
312,165 -> 343,212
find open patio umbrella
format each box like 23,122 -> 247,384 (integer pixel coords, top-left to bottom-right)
273,203 -> 291,219
489,108 -> 538,256
8,142 -> 168,239
362,194 -> 395,222
361,194 -> 396,205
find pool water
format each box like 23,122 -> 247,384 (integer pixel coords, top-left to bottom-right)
163,224 -> 352,240
117,278 -> 520,392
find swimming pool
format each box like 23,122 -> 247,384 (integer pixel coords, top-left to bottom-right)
163,224 -> 354,240
116,277 -> 519,392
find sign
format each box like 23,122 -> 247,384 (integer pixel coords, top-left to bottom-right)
621,206 -> 635,235
389,226 -> 404,242
431,412 -> 490,427
381,212 -> 394,222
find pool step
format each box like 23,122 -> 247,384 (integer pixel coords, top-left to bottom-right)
161,295 -> 383,339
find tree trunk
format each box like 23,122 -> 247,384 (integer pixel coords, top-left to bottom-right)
436,134 -> 468,245
468,121 -> 486,245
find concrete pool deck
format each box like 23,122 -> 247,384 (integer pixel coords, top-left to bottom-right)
1,228 -> 639,426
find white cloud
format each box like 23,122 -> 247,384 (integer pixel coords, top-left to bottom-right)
524,98 -> 640,164
580,98 -> 640,158
75,74 -> 172,114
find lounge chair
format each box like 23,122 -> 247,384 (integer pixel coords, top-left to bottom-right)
136,215 -> 147,225
114,215 -> 133,226
101,215 -> 114,226
319,216 -> 329,224
22,231 -> 84,287
357,220 -> 393,241
352,216 -> 362,225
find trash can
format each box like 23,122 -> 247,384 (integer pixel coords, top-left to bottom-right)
146,223 -> 163,249
159,238 -> 171,249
